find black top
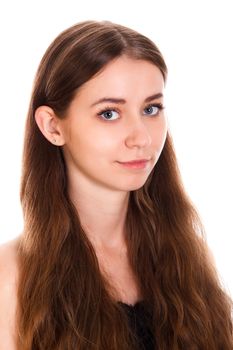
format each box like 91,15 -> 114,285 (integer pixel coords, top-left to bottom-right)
118,301 -> 155,350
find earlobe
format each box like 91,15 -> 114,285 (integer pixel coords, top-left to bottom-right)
34,106 -> 65,146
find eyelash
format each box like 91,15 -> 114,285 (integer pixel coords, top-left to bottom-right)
97,103 -> 165,121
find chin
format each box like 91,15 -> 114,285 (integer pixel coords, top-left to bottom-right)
116,180 -> 148,192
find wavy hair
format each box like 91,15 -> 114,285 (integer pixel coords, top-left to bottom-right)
16,20 -> 233,349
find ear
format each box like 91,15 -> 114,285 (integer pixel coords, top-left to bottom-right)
34,106 -> 65,146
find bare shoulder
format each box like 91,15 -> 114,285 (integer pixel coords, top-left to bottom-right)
0,236 -> 21,282
0,235 -> 21,349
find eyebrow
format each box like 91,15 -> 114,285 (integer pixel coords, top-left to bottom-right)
90,92 -> 163,107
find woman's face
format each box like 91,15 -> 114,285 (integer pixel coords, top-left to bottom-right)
59,55 -> 168,192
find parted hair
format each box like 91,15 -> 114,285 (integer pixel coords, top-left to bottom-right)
16,20 -> 233,349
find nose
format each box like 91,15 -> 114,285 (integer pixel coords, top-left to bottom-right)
124,118 -> 152,149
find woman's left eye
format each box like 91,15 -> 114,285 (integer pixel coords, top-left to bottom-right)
143,104 -> 164,116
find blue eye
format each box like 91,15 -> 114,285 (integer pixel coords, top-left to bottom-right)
143,104 -> 164,116
97,109 -> 119,121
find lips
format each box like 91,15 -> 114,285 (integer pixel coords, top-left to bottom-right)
118,159 -> 150,164
117,159 -> 150,169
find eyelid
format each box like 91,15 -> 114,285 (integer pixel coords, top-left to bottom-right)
97,105 -> 120,114
144,103 -> 165,112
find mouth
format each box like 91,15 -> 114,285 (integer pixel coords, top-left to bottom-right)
118,158 -> 150,164
117,159 -> 150,169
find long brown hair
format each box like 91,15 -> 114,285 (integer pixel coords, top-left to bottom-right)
16,20 -> 233,349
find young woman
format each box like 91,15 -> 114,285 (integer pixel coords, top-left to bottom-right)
0,20 -> 232,349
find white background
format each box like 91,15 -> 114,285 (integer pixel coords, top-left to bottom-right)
0,0 -> 232,297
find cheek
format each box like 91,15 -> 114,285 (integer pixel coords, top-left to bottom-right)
70,126 -> 117,157
151,117 -> 168,150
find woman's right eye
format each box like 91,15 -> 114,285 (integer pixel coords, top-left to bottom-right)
97,108 -> 120,121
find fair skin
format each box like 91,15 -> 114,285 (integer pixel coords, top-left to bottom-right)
0,236 -> 20,349
36,55 -> 167,251
0,55 -> 167,347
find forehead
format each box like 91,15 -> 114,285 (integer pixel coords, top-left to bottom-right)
75,56 -> 164,101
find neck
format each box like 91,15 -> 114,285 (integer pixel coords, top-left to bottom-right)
68,179 -> 130,251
